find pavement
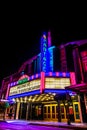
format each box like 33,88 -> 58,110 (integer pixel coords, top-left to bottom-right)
0,119 -> 87,129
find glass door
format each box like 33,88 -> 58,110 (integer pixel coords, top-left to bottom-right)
73,102 -> 81,122
60,104 -> 67,122
43,104 -> 58,121
51,105 -> 58,120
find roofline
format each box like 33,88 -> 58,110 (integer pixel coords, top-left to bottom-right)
59,39 -> 87,48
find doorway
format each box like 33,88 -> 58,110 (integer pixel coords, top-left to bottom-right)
43,104 -> 58,121
60,103 -> 67,122
73,102 -> 81,122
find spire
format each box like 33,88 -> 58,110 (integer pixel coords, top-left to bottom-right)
48,30 -> 52,47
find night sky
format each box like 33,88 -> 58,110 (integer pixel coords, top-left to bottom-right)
0,6 -> 87,85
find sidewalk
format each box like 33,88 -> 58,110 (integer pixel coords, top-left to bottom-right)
1,119 -> 87,129
29,120 -> 87,129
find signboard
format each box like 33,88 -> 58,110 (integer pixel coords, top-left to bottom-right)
41,32 -> 48,72
9,79 -> 40,96
45,78 -> 70,89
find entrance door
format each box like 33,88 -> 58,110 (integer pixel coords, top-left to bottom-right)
19,103 -> 27,120
73,102 -> 81,122
43,104 -> 58,121
60,104 -> 67,122
31,104 -> 43,120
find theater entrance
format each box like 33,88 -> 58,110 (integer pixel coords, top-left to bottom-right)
43,104 -> 58,121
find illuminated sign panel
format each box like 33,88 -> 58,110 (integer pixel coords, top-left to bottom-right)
9,79 -> 40,96
45,78 -> 70,89
41,33 -> 47,72
48,46 -> 54,71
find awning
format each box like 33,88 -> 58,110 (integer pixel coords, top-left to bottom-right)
65,83 -> 87,93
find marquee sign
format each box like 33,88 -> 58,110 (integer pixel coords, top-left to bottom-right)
9,79 -> 40,96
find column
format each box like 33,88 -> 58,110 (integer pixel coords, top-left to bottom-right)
15,102 -> 20,119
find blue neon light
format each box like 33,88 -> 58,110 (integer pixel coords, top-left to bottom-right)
66,72 -> 70,77
44,89 -> 71,94
48,46 -> 54,72
48,46 -> 55,50
59,72 -> 63,77
41,32 -> 48,72
52,72 -> 56,77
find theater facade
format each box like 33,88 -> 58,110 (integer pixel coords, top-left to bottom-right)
1,31 -> 85,123
6,71 -> 81,123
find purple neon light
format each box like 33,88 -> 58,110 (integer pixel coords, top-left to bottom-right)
56,72 -> 59,76
32,75 -> 34,79
28,77 -> 30,80
36,73 -> 39,78
48,31 -> 51,48
49,72 -> 52,76
62,72 -> 66,77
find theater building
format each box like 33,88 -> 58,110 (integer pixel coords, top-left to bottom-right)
0,31 -> 87,123
65,41 -> 87,123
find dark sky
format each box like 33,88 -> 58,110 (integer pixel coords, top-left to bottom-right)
0,6 -> 87,85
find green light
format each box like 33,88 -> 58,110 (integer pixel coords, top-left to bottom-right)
18,78 -> 28,84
